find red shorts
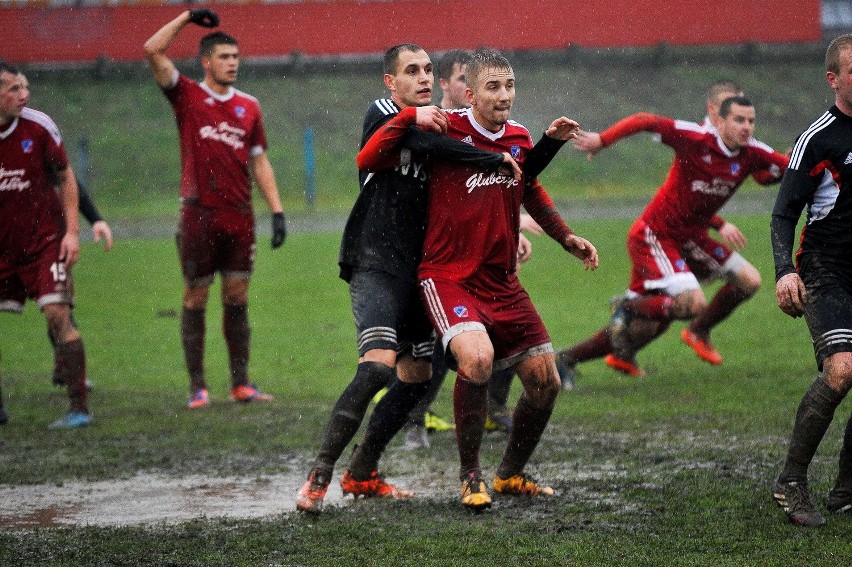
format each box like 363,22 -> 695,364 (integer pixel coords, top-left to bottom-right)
626,218 -> 744,297
419,275 -> 552,371
177,203 -> 256,286
0,241 -> 73,312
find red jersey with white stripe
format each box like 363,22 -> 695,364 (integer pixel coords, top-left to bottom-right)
420,109 -> 567,284
164,73 -> 267,210
0,107 -> 68,263
601,113 -> 788,240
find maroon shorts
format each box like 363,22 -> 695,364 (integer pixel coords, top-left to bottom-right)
0,240 -> 73,312
419,275 -> 552,371
177,204 -> 256,286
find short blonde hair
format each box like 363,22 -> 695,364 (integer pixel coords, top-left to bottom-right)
825,34 -> 852,74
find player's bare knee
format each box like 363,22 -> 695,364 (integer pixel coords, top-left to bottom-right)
361,349 -> 397,369
183,285 -> 210,310
823,353 -> 852,395
397,357 -> 431,384
43,304 -> 76,343
458,357 -> 492,384
733,265 -> 761,297
522,371 -> 559,408
222,279 -> 249,305
672,290 -> 706,319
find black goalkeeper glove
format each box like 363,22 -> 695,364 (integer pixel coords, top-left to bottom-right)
271,212 -> 287,249
188,9 -> 220,28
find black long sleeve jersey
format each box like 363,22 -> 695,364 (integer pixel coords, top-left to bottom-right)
338,99 -> 504,283
771,105 -> 852,280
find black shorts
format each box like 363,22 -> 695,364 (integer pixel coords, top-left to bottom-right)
349,268 -> 434,359
799,252 -> 852,370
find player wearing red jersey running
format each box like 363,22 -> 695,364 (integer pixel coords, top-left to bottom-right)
0,61 -> 91,429
557,97 -> 788,380
418,49 -> 598,510
144,9 -> 286,408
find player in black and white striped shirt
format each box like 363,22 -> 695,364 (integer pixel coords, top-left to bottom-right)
770,33 -> 852,527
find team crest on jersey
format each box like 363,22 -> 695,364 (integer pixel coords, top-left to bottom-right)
510,145 -> 521,159
235,106 -> 246,118
21,139 -> 33,154
702,154 -> 712,164
714,246 -> 725,258
453,306 -> 469,318
730,162 -> 741,175
675,259 -> 687,271
204,97 -> 215,106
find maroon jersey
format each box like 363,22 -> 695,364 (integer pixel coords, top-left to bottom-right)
601,113 -> 788,240
420,109 -> 570,284
164,73 -> 267,210
0,107 -> 68,264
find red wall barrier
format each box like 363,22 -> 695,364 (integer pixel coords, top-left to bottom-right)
0,1 -> 821,65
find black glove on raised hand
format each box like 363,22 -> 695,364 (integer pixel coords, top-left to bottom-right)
188,9 -> 220,28
271,212 -> 287,249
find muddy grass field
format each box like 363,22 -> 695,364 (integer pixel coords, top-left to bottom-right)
1,219 -> 850,565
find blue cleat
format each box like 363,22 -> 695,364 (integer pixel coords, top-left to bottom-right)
48,410 -> 92,430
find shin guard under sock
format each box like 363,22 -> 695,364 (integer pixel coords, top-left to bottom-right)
348,378 -> 431,479
313,361 -> 394,477
56,339 -> 88,414
223,304 -> 250,387
181,307 -> 206,391
454,372 -> 488,480
779,377 -> 845,483
690,283 -> 751,335
833,412 -> 852,493
496,394 -> 553,479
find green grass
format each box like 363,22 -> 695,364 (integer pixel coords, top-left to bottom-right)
22,53 -> 833,221
1,214 -> 850,565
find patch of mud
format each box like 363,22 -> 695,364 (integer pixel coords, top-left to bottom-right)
0,457 -> 463,531
0,428 -> 781,531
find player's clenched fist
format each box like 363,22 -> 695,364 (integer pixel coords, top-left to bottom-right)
188,9 -> 219,28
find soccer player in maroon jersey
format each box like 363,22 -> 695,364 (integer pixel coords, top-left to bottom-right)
17,72 -> 111,393
417,49 -> 598,510
557,96 -> 789,381
295,44 -> 523,514
0,62 -> 91,429
404,49 -> 548,450
144,10 -> 287,409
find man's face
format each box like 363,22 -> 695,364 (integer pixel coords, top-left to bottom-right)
385,49 -> 434,108
17,73 -> 30,107
467,66 -> 515,131
440,62 -> 469,109
717,103 -> 755,150
0,71 -> 27,125
203,44 -> 240,87
708,89 -> 741,127
828,46 -> 852,112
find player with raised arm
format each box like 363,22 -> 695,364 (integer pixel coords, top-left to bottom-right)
0,62 -> 91,429
144,9 -> 287,408
556,96 -> 788,381
769,34 -> 852,527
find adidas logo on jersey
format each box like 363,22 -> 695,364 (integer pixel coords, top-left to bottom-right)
845,152 -> 852,165
702,154 -> 712,164
461,135 -> 474,145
